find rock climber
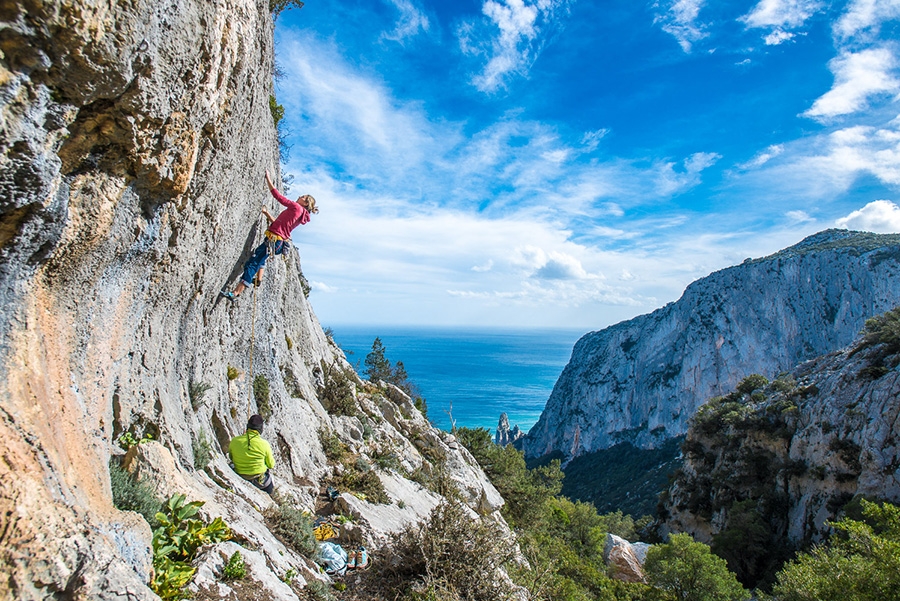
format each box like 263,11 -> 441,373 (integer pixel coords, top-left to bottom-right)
228,414 -> 275,494
220,170 -> 317,301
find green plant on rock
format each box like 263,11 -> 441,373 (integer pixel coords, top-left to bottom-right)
109,460 -> 163,527
644,532 -> 749,601
192,430 -> 214,470
118,431 -> 153,451
317,359 -> 357,417
331,461 -> 391,504
266,497 -> 317,557
860,306 -> 900,352
305,579 -> 336,601
222,550 -> 246,580
253,374 -> 271,420
227,365 -> 240,381
189,380 -> 212,409
151,494 -> 231,600
318,429 -> 347,462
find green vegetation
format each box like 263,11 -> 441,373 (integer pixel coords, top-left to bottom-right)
265,497 -> 317,557
118,431 -> 153,451
227,365 -> 239,381
222,550 -> 246,580
771,500 -> 900,601
381,501 -> 517,601
188,380 -> 212,410
330,458 -> 391,504
270,0 -> 304,19
365,337 -> 428,417
318,429 -> 348,462
151,494 -> 231,600
757,230 -> 900,264
192,430 -> 214,470
305,579 -> 336,601
317,359 -> 358,416
110,461 -> 163,527
644,533 -> 749,601
253,374 -> 271,420
860,306 -> 900,352
285,334 -> 293,350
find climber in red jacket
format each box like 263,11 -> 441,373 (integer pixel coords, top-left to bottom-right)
221,170 -> 317,301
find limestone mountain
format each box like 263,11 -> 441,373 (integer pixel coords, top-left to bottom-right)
659,314 -> 900,587
522,230 -> 900,462
0,2 -> 504,599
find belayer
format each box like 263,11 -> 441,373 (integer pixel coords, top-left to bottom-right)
229,414 -> 276,494
221,170 -> 317,301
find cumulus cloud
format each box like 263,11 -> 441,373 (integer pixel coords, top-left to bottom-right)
804,47 -> 900,121
310,281 -> 338,293
459,0 -> 570,92
741,0 -> 822,28
835,199 -> 900,232
835,0 -> 900,41
383,0 -> 430,42
655,0 -> 708,52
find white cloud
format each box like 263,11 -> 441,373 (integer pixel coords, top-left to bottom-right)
835,199 -> 900,232
383,0 -> 430,42
741,0 -> 822,29
737,144 -> 785,169
472,260 -> 494,272
459,0 -> 570,93
581,128 -> 609,151
656,0 -> 707,52
835,0 -> 900,41
763,29 -> 796,45
804,47 -> 900,121
310,281 -> 338,293
786,209 -> 815,223
685,151 -> 722,173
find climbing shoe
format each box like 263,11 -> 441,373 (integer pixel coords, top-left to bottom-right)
219,290 -> 236,302
355,546 -> 369,570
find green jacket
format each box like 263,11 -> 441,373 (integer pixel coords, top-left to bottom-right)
228,429 -> 274,476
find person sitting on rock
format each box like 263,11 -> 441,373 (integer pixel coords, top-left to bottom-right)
220,170 -> 317,301
228,414 -> 275,495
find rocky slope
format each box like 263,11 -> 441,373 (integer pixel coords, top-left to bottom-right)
0,2 -> 505,599
659,319 -> 900,584
523,230 -> 900,461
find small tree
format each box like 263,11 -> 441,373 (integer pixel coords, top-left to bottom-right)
644,533 -> 749,601
364,337 -> 392,382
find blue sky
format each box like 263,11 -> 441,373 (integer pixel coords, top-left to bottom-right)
273,0 -> 900,329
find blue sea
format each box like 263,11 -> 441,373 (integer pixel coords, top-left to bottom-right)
327,326 -> 584,436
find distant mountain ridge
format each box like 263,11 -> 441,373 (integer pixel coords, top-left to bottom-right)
523,229 -> 900,461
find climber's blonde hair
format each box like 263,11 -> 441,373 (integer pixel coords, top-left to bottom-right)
300,194 -> 318,214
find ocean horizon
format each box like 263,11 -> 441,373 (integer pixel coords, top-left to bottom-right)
327,325 -> 585,436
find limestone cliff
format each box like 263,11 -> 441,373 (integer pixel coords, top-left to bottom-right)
659,320 -> 900,584
0,2 -> 504,599
523,230 -> 900,461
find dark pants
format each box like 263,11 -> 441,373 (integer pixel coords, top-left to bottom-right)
240,239 -> 287,287
242,469 -> 274,495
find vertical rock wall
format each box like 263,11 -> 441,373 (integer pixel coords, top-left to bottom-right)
0,1 -> 338,598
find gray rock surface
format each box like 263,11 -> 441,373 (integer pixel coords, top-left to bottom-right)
0,2 -> 509,598
523,230 -> 900,461
603,534 -> 648,584
496,412 -> 524,446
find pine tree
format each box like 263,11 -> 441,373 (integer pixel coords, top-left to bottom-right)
364,337 -> 392,383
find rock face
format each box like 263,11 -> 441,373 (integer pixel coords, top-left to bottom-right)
0,2 -> 506,599
495,412 -> 524,446
603,534 -> 649,584
523,230 -> 900,461
660,331 -> 900,550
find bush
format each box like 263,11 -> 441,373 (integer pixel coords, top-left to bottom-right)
317,360 -> 357,417
381,501 -> 517,601
860,306 -> 900,352
318,429 -> 347,462
222,550 -> 246,580
644,532 -> 749,601
771,500 -> 900,601
227,366 -> 239,381
253,375 -> 271,420
304,579 -> 336,601
331,463 -> 391,504
110,461 -> 163,527
189,381 -> 212,409
266,498 -> 317,557
736,374 -> 769,395
192,430 -> 214,470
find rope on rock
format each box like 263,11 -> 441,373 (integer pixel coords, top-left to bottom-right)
247,276 -> 258,422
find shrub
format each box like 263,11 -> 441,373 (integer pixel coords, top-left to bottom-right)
118,431 -> 153,451
860,306 -> 900,352
382,501 -> 517,601
188,381 -> 212,409
644,532 -> 749,601
222,550 -> 246,580
266,498 -> 317,557
110,461 -> 163,527
736,374 -> 769,395
227,366 -> 239,381
318,429 -> 347,462
253,375 -> 271,419
192,430 -> 214,470
331,464 -> 391,504
304,579 -> 335,601
772,500 -> 900,601
317,360 -> 357,417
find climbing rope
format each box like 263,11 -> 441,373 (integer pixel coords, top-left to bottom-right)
247,271 -> 259,422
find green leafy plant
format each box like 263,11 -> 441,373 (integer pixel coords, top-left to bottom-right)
253,374 -> 272,420
227,365 -> 239,381
860,306 -> 900,352
317,359 -> 357,417
305,579 -> 336,601
151,494 -> 231,600
118,431 -> 153,451
188,381 -> 212,409
281,567 -> 298,582
644,532 -> 749,601
192,430 -> 214,470
318,429 -> 347,462
222,550 -> 246,580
